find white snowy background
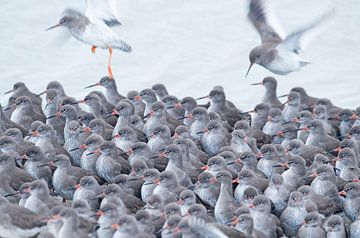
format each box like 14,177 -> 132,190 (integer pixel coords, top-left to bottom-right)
1,0 -> 359,110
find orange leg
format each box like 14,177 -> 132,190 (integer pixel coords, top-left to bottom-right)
107,48 -> 113,78
91,46 -> 96,54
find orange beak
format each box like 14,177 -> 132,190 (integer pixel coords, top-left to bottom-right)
79,144 -> 87,150
337,190 -> 347,196
31,131 -> 39,137
232,178 -> 240,184
201,165 -> 209,171
96,210 -> 104,217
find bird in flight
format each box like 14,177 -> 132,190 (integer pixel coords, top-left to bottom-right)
46,0 -> 132,78
246,0 -> 333,77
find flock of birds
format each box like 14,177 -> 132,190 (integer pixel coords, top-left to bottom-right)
2,0 -> 354,237
0,76 -> 359,238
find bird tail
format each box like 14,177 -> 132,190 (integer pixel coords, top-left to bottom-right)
300,61 -> 311,67
114,39 -> 132,53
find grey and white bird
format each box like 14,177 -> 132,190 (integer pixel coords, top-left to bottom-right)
214,171 -> 238,224
7,96 -> 45,130
24,180 -> 60,217
189,107 -> 210,141
249,195 -> 279,238
263,107 -> 284,136
73,176 -> 103,211
127,90 -> 145,117
337,182 -> 360,222
0,153 -> 33,190
85,76 -> 126,105
282,92 -> 302,122
251,77 -> 284,109
323,215 -> 346,238
246,0 -> 333,76
152,170 -> 186,204
47,1 -> 132,78
199,121 -> 230,156
280,191 -> 309,237
304,119 -> 339,152
23,146 -> 52,187
297,212 -> 325,238
152,83 -> 169,100
264,174 -> 290,216
162,95 -> 185,120
139,88 -> 158,117
193,172 -> 220,208
0,197 -> 46,237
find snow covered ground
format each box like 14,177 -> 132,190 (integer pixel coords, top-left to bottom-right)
1,0 -> 359,110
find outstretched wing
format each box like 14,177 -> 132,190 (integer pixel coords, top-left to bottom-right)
85,0 -> 121,27
248,0 -> 283,44
277,10 -> 334,54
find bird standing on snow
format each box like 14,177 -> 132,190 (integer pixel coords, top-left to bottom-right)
46,0 -> 132,78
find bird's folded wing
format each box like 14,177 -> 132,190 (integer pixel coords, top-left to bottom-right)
277,10 -> 334,54
248,0 -> 283,44
85,0 -> 121,27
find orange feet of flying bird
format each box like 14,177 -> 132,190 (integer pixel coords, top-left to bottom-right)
107,66 -> 113,79
107,48 -> 113,78
91,46 -> 96,54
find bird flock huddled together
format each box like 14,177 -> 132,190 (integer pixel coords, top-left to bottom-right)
0,76 -> 360,238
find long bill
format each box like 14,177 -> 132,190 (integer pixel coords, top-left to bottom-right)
46,23 -> 61,31
245,62 -> 254,78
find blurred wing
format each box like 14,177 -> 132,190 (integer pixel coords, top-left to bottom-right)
277,10 -> 334,54
188,218 -> 228,238
248,0 -> 283,44
85,0 -> 121,27
44,27 -> 73,48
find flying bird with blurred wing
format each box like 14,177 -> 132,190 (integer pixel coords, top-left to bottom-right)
246,0 -> 333,77
46,0 -> 132,78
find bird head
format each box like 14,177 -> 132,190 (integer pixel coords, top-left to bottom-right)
246,47 -> 262,77
46,8 -> 82,31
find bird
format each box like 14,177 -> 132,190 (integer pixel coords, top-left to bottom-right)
46,1 -> 132,78
214,171 -> 238,224
193,172 -> 220,208
6,96 -> 45,130
264,174 -> 290,216
84,76 -> 126,105
246,0 -> 333,76
337,182 -> 360,222
297,212 -> 325,238
96,203 -> 120,238
152,83 -> 169,100
248,195 -> 280,238
24,180 -> 60,217
0,153 -> 33,190
0,197 -> 47,237
73,176 -> 103,211
323,215 -> 347,238
251,77 -> 284,109
152,171 -> 186,204
280,191 -> 309,237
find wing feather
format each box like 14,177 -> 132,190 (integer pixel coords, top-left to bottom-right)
277,10 -> 334,54
85,0 -> 121,27
248,0 -> 283,44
